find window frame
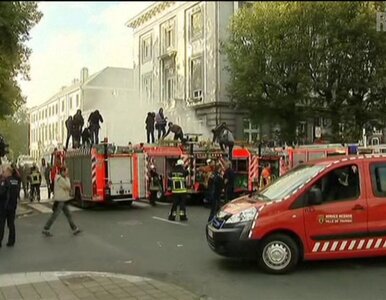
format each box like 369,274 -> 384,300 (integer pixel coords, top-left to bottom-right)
306,164 -> 361,206
370,162 -> 386,197
190,6 -> 203,41
141,33 -> 153,64
190,55 -> 203,100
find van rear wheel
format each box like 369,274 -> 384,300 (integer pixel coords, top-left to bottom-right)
258,234 -> 299,274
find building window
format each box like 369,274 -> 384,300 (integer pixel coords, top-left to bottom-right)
142,73 -> 153,104
166,78 -> 174,102
190,7 -> 203,40
141,35 -> 152,64
190,56 -> 203,100
76,95 -> 79,107
243,119 -> 260,143
69,97 -> 73,110
61,101 -> 64,112
161,18 -> 175,53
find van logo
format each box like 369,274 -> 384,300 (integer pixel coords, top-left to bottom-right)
318,215 -> 325,224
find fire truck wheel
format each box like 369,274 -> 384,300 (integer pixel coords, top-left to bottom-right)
258,234 -> 299,274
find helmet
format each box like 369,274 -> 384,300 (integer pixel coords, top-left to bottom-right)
206,159 -> 212,165
176,159 -> 184,166
168,122 -> 173,127
150,164 -> 156,170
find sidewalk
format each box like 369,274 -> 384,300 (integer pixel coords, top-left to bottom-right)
0,271 -> 205,300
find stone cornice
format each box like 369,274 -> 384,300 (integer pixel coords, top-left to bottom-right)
126,2 -> 176,29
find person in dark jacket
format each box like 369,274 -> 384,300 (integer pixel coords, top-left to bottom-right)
148,164 -> 162,206
208,164 -> 224,222
223,161 -> 235,203
0,165 -> 21,247
155,108 -> 167,140
81,126 -> 92,147
145,112 -> 155,143
164,122 -> 185,142
88,110 -> 104,144
64,116 -> 73,150
72,110 -> 84,148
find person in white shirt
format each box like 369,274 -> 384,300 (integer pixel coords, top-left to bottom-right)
42,167 -> 81,237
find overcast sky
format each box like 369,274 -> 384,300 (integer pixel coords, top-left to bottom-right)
19,1 -> 154,108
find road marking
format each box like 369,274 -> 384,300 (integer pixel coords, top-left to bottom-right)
152,216 -> 188,226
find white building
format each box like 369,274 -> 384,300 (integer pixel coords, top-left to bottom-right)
29,67 -> 136,160
126,1 -> 251,139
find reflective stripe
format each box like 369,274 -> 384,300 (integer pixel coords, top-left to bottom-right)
339,241 -> 348,251
312,242 -> 320,252
366,239 -> 374,249
357,240 -> 365,250
330,241 -> 339,251
321,242 -> 330,252
348,240 -> 356,250
375,239 -> 383,248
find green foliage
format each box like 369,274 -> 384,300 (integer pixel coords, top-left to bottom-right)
0,106 -> 29,161
225,1 -> 386,143
0,2 -> 42,117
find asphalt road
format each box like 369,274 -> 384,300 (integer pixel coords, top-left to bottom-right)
2,201 -> 386,300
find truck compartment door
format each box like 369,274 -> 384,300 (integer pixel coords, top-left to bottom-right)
108,156 -> 133,197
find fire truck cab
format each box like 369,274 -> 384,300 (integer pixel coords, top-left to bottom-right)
65,144 -> 146,207
207,154 -> 386,274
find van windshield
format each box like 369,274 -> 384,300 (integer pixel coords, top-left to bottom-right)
258,164 -> 326,201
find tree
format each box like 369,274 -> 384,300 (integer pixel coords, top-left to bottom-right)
0,2 -> 42,117
0,106 -> 29,161
225,2 -> 386,143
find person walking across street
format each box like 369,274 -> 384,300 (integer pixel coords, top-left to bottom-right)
0,165 -> 21,247
88,110 -> 103,145
208,164 -> 224,222
64,116 -> 73,150
155,108 -> 167,140
223,161 -> 235,203
29,163 -> 42,202
168,159 -> 189,221
42,167 -> 81,237
148,164 -> 162,206
145,112 -> 155,144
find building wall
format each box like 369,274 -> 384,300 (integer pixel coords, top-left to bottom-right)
130,1 -> 240,139
29,67 -> 135,160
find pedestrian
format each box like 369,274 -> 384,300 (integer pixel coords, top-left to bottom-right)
42,166 -> 81,237
145,112 -> 155,143
72,109 -> 84,148
203,159 -> 215,206
64,116 -> 73,150
168,159 -> 189,221
260,163 -> 272,188
223,160 -> 235,203
88,110 -> 104,144
81,126 -> 92,147
0,165 -> 21,247
148,164 -> 162,206
155,108 -> 167,140
208,164 -> 224,222
29,163 -> 42,202
44,163 -> 52,199
164,122 -> 185,142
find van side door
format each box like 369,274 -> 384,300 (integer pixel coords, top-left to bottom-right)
366,160 -> 386,250
303,162 -> 368,256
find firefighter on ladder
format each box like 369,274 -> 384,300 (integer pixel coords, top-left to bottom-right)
149,164 -> 162,206
168,159 -> 189,222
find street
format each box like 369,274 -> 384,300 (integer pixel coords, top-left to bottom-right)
1,198 -> 386,300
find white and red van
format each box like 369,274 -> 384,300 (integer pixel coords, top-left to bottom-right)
207,154 -> 386,274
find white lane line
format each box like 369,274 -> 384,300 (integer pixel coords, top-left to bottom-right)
152,216 -> 188,226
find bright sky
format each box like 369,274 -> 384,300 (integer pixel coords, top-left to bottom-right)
19,1 -> 154,108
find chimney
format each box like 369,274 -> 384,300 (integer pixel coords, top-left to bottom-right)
80,67 -> 89,83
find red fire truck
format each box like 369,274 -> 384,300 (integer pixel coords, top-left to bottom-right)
231,146 -> 282,195
285,144 -> 349,168
180,142 -> 227,201
65,144 -> 147,208
136,143 -> 183,202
